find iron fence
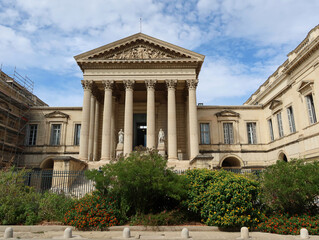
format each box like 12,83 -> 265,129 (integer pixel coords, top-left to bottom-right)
24,170 -> 95,198
174,168 -> 263,176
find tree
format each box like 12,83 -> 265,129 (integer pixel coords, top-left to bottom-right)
86,148 -> 187,217
261,159 -> 319,214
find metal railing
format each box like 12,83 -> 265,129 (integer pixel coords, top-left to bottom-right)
24,170 -> 95,198
174,168 -> 263,176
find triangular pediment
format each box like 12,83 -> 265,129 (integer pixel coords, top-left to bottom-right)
44,111 -> 69,119
298,80 -> 314,94
269,99 -> 282,110
216,110 -> 240,118
74,33 -> 204,62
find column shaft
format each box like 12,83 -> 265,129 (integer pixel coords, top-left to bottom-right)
110,96 -> 116,158
146,80 -> 156,149
187,79 -> 199,159
101,81 -> 113,161
88,95 -> 96,161
166,80 -> 178,160
79,80 -> 92,161
123,80 -> 134,155
93,100 -> 100,161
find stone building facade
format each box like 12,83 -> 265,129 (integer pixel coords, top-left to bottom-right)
22,25 -> 319,171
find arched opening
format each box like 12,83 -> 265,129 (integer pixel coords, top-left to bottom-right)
221,156 -> 241,168
39,158 -> 54,191
40,158 -> 54,169
278,152 -> 288,162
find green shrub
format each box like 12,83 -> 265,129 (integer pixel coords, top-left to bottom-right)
86,148 -> 187,217
261,159 -> 319,214
0,167 -> 41,225
255,213 -> 319,235
186,169 -> 262,228
63,192 -> 120,230
39,192 -> 75,222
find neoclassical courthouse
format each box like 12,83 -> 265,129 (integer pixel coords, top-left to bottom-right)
20,25 -> 319,171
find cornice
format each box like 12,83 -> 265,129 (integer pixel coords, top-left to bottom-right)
197,105 -> 262,110
30,107 -> 82,110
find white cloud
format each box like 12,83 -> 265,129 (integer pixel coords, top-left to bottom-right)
197,55 -> 280,105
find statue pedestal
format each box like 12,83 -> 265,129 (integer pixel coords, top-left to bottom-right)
116,143 -> 124,158
157,142 -> 166,158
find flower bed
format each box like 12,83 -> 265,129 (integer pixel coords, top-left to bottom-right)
255,213 -> 319,235
63,192 -> 120,230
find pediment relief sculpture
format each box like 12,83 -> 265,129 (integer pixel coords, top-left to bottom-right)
88,44 -> 187,60
44,111 -> 69,119
269,100 -> 282,110
216,110 -> 240,118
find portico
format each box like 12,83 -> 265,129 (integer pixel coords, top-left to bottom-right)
74,33 -> 204,164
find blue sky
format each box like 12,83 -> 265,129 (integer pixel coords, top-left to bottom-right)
0,0 -> 318,106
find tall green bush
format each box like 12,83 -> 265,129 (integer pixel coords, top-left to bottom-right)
261,159 -> 319,214
39,191 -> 75,222
0,167 -> 41,225
186,169 -> 262,228
0,167 -> 76,225
86,148 -> 187,217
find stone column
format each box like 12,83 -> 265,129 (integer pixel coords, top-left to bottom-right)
88,95 -> 96,161
123,80 -> 135,156
166,80 -> 178,160
110,96 -> 116,158
145,80 -> 156,149
93,100 -> 100,161
101,80 -> 114,161
79,80 -> 92,161
187,79 -> 199,160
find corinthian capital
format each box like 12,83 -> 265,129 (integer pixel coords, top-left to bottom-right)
165,80 -> 177,90
186,79 -> 198,90
81,80 -> 93,90
124,80 -> 135,90
145,80 -> 156,90
102,80 -> 114,90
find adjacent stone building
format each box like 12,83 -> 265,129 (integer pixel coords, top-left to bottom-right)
22,25 -> 319,171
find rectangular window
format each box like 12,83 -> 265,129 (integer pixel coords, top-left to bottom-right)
306,94 -> 317,124
200,123 -> 210,144
28,124 -> 37,146
74,124 -> 81,145
223,123 -> 234,144
50,124 -> 61,145
287,106 -> 296,133
277,112 -> 284,138
268,119 -> 274,141
247,122 -> 257,144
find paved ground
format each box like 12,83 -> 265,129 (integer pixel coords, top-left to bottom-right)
0,225 -> 318,240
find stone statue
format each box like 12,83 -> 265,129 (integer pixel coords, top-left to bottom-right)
158,129 -> 165,143
118,129 -> 124,144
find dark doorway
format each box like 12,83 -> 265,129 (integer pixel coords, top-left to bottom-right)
133,114 -> 147,148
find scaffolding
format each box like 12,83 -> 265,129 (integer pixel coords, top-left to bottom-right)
0,67 -> 44,168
